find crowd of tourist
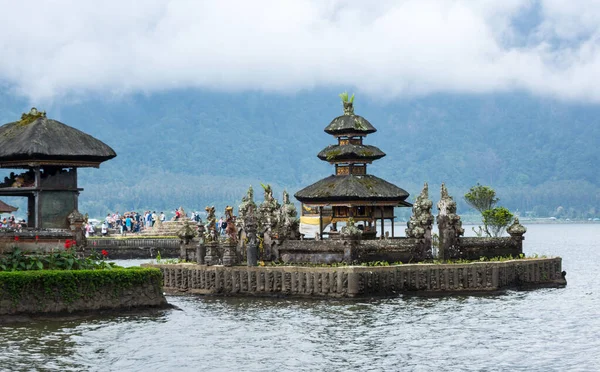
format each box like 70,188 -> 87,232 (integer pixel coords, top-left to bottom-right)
0,215 -> 27,230
1,207 -> 222,237
84,208 -> 206,237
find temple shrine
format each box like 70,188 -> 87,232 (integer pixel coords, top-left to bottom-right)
0,108 -> 116,230
294,95 -> 411,239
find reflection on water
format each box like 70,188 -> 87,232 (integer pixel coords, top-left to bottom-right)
1,224 -> 599,371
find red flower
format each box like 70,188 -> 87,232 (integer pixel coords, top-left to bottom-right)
101,249 -> 108,257
35,235 -> 39,241
14,236 -> 19,241
64,239 -> 72,249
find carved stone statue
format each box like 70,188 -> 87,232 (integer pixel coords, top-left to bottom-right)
507,217 -> 527,237
278,190 -> 299,240
204,206 -> 218,243
406,183 -> 434,239
340,217 -> 362,240
258,183 -> 280,235
237,186 -> 257,232
225,206 -> 238,243
67,209 -> 86,246
436,184 -> 464,260
177,221 -> 197,244
244,203 -> 259,266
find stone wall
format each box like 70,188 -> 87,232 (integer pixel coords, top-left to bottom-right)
0,230 -> 74,254
88,238 -> 180,259
277,240 -> 349,264
0,269 -> 169,315
457,237 -> 523,260
258,238 -> 425,264
148,257 -> 566,298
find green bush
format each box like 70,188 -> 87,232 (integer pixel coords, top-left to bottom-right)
0,268 -> 162,306
0,244 -> 115,272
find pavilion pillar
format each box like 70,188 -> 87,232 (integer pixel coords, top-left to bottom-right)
391,216 -> 395,238
318,206 -> 323,238
34,191 -> 40,229
34,167 -> 41,228
380,207 -> 384,240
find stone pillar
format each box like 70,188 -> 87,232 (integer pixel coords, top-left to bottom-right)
196,243 -> 206,265
222,243 -> 238,267
179,243 -> 187,261
406,183 -> 434,260
244,203 -> 259,266
507,217 -> 527,254
436,184 -> 464,260
247,243 -> 258,266
205,242 -> 219,266
67,209 -> 86,246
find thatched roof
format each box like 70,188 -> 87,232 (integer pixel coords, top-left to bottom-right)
0,199 -> 18,213
295,175 -> 410,205
0,108 -> 116,168
324,114 -> 376,136
317,144 -> 386,162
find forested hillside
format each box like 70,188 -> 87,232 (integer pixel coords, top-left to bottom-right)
0,88 -> 598,219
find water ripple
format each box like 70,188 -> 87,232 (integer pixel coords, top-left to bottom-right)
1,225 -> 599,371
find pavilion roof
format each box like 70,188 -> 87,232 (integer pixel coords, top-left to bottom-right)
295,175 -> 410,205
317,144 -> 386,162
0,199 -> 18,213
324,114 -> 377,136
0,108 -> 116,168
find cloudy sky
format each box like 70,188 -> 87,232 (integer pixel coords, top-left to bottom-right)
1,0 -> 600,102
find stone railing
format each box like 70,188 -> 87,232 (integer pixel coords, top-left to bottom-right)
147,257 -> 566,298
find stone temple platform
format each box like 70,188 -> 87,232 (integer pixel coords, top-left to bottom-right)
145,257 -> 566,298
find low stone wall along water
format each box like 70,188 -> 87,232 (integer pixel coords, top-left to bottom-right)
147,257 -> 566,298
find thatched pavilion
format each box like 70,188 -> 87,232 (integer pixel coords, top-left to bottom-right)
0,108 -> 116,229
295,95 -> 411,239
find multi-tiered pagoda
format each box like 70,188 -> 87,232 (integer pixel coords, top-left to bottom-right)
295,95 -> 411,239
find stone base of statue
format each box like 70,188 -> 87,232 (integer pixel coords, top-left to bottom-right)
196,244 -> 206,265
246,243 -> 258,266
205,242 -> 220,266
222,244 -> 237,267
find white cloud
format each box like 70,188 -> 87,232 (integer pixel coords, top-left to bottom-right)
1,0 -> 600,102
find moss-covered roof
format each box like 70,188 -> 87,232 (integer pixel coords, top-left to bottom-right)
317,144 -> 386,162
294,175 -> 410,204
324,114 -> 377,135
0,109 -> 116,167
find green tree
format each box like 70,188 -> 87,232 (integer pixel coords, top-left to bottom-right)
482,207 -> 514,237
464,183 -> 499,214
465,184 -> 513,237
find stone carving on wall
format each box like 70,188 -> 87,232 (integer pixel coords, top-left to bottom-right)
204,206 -> 218,243
278,190 -> 299,240
436,184 -> 464,259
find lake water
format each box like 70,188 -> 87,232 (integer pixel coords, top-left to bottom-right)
1,224 -> 599,371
